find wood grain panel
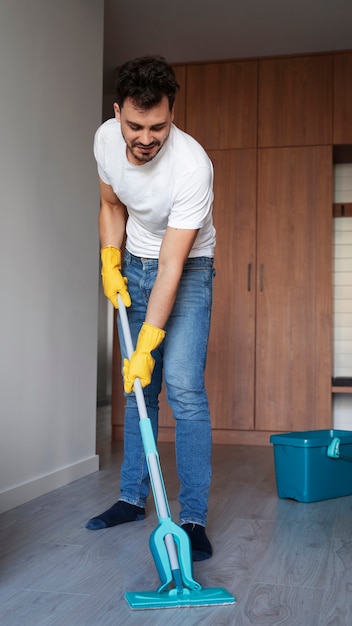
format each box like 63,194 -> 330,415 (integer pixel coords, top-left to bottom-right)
258,55 -> 333,147
205,149 -> 257,430
333,52 -> 352,144
333,203 -> 352,217
254,520 -> 332,587
319,538 -> 352,626
3,416 -> 347,625
185,61 -> 257,150
255,146 -> 333,431
172,64 -> 186,131
158,149 -> 257,433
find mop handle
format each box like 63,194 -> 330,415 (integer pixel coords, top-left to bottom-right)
117,296 -> 180,571
118,296 -> 168,516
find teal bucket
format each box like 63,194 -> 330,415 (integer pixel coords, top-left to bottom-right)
270,429 -> 352,502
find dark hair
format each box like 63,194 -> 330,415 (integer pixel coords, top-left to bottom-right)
114,55 -> 180,111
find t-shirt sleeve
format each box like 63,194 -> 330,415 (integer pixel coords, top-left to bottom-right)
93,126 -> 110,184
167,165 -> 214,230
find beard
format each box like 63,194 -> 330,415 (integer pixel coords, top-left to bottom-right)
130,140 -> 161,163
122,130 -> 170,164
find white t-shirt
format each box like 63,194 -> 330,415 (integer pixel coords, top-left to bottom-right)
94,118 -> 216,258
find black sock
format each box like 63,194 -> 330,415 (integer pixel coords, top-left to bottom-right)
86,500 -> 145,530
181,523 -> 213,561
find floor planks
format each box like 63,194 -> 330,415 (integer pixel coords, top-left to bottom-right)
1,406 -> 352,625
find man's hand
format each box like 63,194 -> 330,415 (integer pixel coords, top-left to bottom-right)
100,246 -> 131,309
123,323 -> 166,393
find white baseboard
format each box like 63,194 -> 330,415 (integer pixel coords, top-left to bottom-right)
0,455 -> 99,514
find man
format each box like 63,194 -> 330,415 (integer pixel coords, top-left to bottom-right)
86,55 -> 216,561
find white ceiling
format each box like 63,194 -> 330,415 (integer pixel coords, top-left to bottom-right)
103,0 -> 352,92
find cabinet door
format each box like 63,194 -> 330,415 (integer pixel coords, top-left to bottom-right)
256,146 -> 332,432
206,149 -> 257,430
185,61 -> 257,150
258,55 -> 333,147
158,149 -> 257,434
333,52 -> 352,144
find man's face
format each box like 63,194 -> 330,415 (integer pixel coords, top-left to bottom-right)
114,96 -> 174,166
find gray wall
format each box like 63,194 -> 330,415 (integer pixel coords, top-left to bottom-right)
0,0 -> 104,513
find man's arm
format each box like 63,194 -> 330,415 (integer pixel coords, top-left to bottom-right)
145,225 -> 199,329
98,177 -> 130,309
98,177 -> 127,247
122,225 -> 198,392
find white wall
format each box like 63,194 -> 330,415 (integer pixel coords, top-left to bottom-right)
0,0 -> 104,513
333,164 -> 352,430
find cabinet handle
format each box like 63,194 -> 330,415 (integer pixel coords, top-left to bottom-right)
260,264 -> 264,292
247,263 -> 252,291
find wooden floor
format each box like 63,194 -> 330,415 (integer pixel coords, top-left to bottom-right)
1,406 -> 352,625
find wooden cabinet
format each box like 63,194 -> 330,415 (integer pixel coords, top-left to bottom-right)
258,55 -> 333,147
185,60 -> 257,150
110,53 -> 336,444
333,52 -> 352,144
157,147 -> 332,443
255,146 -> 332,432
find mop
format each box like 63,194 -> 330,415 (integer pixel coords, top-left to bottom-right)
118,296 -> 236,610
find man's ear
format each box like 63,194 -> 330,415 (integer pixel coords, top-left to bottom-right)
113,103 -> 121,121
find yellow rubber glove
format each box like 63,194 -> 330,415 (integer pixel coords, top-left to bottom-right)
123,323 -> 166,393
100,246 -> 131,309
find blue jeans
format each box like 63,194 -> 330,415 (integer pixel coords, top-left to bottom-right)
117,250 -> 215,527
